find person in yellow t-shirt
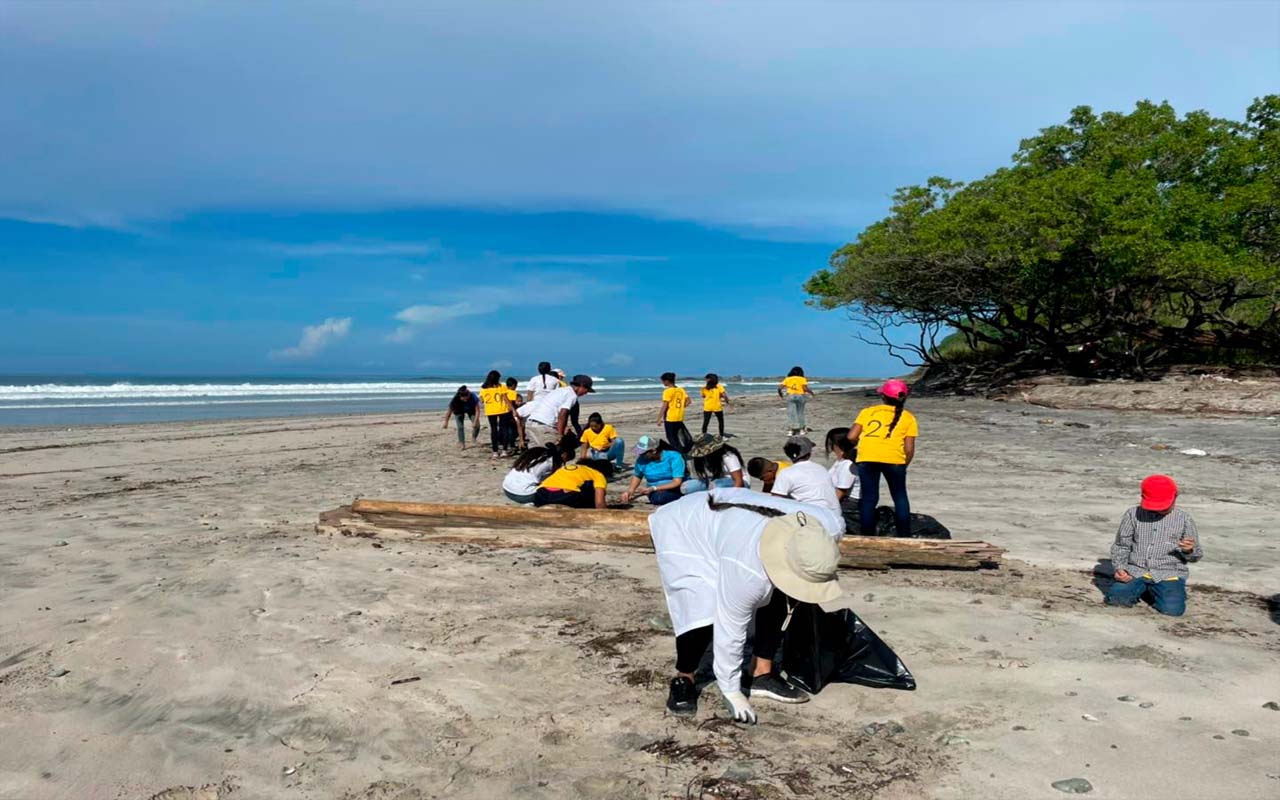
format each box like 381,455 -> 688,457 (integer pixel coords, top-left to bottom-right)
479,370 -> 515,458
847,379 -> 918,537
700,373 -> 731,437
579,411 -> 625,469
657,372 -> 692,453
776,366 -> 815,435
533,460 -> 609,509
502,377 -> 524,452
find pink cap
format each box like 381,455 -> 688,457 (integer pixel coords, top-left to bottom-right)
880,379 -> 909,400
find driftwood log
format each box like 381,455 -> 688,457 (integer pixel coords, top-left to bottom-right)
318,499 -> 1004,570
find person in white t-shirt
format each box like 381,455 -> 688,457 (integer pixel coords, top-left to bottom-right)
770,436 -> 842,516
682,434 -> 749,493
524,361 -> 562,403
824,427 -> 861,531
517,374 -> 593,446
501,435 -> 579,504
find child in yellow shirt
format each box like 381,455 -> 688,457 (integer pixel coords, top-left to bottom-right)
700,373 -> 731,437
658,371 -> 692,453
777,366 -> 815,435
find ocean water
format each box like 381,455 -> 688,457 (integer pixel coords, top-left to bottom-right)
0,375 -> 882,428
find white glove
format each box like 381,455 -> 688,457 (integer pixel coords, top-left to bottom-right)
722,690 -> 757,724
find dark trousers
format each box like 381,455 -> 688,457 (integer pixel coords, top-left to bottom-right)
647,488 -> 683,506
857,462 -> 910,536
1105,575 -> 1187,616
701,410 -> 725,436
673,590 -> 792,674
533,488 -> 595,509
498,412 -> 517,449
486,414 -> 503,453
664,420 -> 692,453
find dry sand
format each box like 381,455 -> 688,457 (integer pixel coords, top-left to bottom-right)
1,389 -> 1277,799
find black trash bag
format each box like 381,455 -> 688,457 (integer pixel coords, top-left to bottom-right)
780,604 -> 916,694
873,506 -> 952,539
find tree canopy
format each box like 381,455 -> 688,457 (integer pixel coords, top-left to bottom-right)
806,97 -> 1280,379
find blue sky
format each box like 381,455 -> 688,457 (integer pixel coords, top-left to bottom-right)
1,1 -> 1276,377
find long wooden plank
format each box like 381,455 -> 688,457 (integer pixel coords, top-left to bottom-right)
350,498 -> 652,528
319,506 -> 1004,570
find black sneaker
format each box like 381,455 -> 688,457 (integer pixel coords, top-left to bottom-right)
666,676 -> 698,716
749,673 -> 809,704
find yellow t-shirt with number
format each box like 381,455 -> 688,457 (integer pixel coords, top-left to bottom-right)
480,386 -> 511,416
854,404 -> 919,465
701,386 -> 727,412
581,424 -> 617,452
662,386 -> 689,422
539,463 -> 607,493
782,376 -> 808,395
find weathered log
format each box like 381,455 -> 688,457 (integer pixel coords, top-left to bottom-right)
320,503 -> 1004,570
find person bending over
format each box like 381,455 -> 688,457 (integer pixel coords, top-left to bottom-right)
682,435 -> 747,493
622,435 -> 685,506
746,457 -> 791,494
517,374 -> 595,447
1105,474 -> 1202,617
533,458 -> 612,509
441,385 -> 481,450
650,488 -> 845,722
579,411 -> 625,470
502,434 -> 579,505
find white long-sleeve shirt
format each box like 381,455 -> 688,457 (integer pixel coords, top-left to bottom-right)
648,487 -> 843,697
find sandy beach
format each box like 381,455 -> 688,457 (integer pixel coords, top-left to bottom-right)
1,389 -> 1277,800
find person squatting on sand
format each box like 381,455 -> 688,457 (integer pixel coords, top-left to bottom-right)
682,435 -> 747,493
824,427 -> 861,532
534,458 -> 612,509
501,435 -> 579,505
441,385 -> 481,450
746,456 -> 791,494
579,412 -> 626,470
778,366 -> 814,435
658,372 -> 693,453
517,374 -> 594,447
1105,474 -> 1203,616
769,435 -> 841,514
700,373 -> 731,437
622,435 -> 685,506
650,488 -> 845,722
846,379 -> 917,536
479,370 -> 518,458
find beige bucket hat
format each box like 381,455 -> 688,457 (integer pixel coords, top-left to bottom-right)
758,512 -> 843,604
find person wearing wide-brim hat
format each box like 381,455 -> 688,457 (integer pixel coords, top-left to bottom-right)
648,487 -> 844,723
682,434 -> 748,493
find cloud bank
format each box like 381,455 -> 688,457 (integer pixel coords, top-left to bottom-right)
270,317 -> 352,359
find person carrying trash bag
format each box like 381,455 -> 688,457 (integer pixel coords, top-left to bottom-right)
648,487 -> 844,723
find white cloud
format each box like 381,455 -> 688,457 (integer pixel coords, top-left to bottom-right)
268,240 -> 438,258
270,317 -> 352,359
605,352 -> 635,367
386,278 -> 619,343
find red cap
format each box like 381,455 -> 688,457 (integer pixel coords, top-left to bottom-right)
1140,474 -> 1178,512
880,379 -> 910,400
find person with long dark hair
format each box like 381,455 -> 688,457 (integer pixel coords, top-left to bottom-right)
700,373 -> 730,437
501,434 -> 579,504
824,427 -> 860,532
441,385 -> 481,450
621,435 -> 686,505
649,488 -> 845,720
657,372 -> 693,453
479,370 -> 515,459
846,379 -> 918,536
681,435 -> 747,493
524,361 -> 559,403
777,366 -> 815,435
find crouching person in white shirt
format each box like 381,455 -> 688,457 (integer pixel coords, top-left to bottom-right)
648,487 -> 844,722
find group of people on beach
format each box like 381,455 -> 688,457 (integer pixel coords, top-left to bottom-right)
446,360 -> 1204,725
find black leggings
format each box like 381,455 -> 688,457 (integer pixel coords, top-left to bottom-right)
533,487 -> 595,509
701,411 -> 725,436
487,414 -> 503,452
673,590 -> 792,674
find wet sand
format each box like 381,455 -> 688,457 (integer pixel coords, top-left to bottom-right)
1,391 -> 1277,799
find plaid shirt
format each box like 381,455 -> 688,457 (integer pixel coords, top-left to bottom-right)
1110,506 -> 1203,581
